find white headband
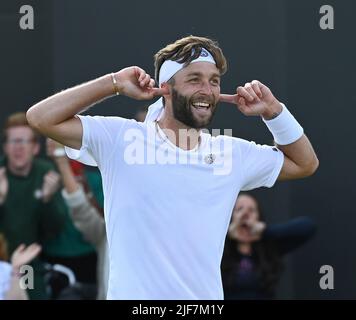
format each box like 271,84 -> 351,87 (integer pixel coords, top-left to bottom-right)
158,48 -> 216,86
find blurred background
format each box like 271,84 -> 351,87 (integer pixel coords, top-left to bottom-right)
0,0 -> 355,299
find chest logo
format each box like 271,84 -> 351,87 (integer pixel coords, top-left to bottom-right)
204,153 -> 216,165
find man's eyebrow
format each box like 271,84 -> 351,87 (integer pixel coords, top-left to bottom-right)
186,71 -> 221,78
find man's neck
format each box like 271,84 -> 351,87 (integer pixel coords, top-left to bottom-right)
158,112 -> 201,151
8,162 -> 33,177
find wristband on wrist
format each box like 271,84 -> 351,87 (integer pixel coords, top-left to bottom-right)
262,103 -> 304,145
110,73 -> 120,96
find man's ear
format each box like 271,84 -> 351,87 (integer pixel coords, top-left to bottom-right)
160,82 -> 171,97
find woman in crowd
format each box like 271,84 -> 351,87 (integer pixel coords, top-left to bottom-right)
221,193 -> 316,299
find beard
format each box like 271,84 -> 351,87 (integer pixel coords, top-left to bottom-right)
170,88 -> 217,129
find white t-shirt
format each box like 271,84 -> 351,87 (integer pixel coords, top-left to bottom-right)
0,261 -> 12,300
66,115 -> 284,300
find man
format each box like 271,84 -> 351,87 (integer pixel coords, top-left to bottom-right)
0,112 -> 66,299
26,36 -> 319,299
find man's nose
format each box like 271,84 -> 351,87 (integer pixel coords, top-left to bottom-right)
199,80 -> 213,95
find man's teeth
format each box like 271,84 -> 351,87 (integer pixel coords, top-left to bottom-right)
192,102 -> 210,108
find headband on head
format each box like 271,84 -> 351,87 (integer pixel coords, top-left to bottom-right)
158,48 -> 216,86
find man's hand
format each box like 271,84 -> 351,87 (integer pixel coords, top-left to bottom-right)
229,210 -> 266,243
219,80 -> 283,120
11,243 -> 42,271
0,167 -> 8,205
41,170 -> 61,203
114,66 -> 169,100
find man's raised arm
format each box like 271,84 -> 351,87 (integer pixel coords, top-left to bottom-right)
26,67 -> 166,149
219,80 -> 319,180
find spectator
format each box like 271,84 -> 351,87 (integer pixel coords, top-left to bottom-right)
0,112 -> 66,299
46,139 -> 107,299
221,193 -> 316,299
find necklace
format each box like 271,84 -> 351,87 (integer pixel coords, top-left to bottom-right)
154,121 -> 201,152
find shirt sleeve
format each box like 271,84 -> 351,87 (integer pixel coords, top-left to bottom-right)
237,139 -> 284,191
65,115 -> 130,169
0,262 -> 12,300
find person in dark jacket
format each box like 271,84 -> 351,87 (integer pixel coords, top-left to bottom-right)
221,193 -> 316,299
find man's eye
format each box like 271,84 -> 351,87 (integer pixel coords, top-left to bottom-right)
211,79 -> 220,85
189,78 -> 199,82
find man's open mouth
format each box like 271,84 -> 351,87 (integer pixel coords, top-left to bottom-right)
191,102 -> 213,115
192,102 -> 211,109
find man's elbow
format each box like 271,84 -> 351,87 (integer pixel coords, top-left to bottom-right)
26,107 -> 44,132
302,157 -> 319,177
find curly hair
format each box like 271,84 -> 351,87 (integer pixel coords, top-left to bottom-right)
153,35 -> 228,85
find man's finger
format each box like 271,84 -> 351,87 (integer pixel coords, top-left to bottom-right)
219,94 -> 238,104
257,81 -> 271,97
251,80 -> 262,98
237,96 -> 246,107
245,83 -> 260,101
151,87 -> 169,97
136,68 -> 146,83
148,79 -> 155,88
141,74 -> 151,87
237,99 -> 253,115
237,87 -> 254,102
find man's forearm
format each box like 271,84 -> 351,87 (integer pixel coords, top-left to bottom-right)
27,74 -> 114,131
278,134 -> 319,176
55,159 -> 79,194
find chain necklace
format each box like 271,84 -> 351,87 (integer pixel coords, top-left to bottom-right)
154,121 -> 201,152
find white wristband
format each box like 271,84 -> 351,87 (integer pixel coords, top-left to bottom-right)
262,103 -> 304,145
